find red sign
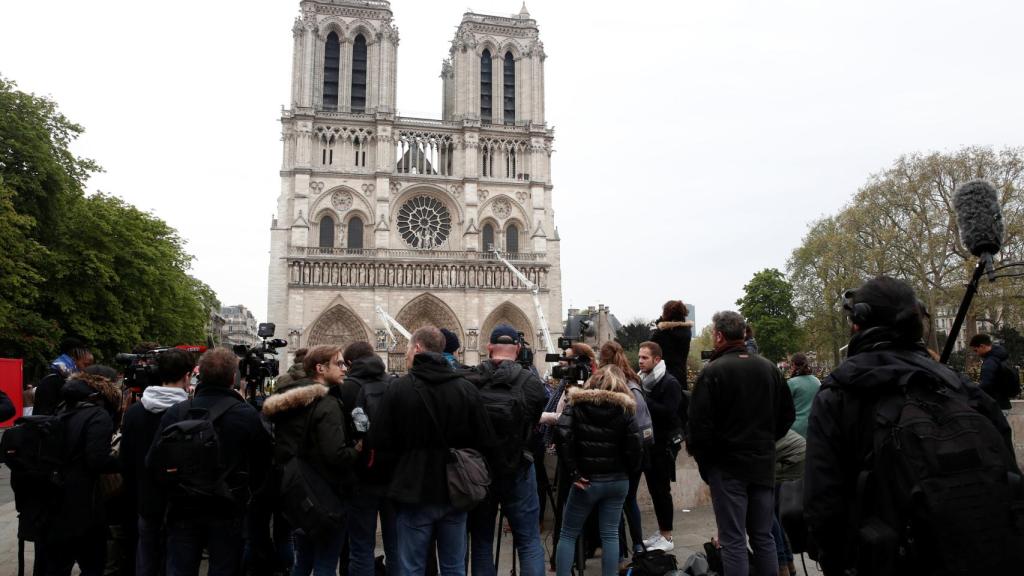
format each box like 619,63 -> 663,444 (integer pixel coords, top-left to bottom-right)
0,358 -> 23,427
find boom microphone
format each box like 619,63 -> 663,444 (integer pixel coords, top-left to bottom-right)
954,179 -> 1004,258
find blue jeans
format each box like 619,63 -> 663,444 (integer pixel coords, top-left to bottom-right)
555,478 -> 629,576
165,516 -> 244,576
707,468 -> 777,576
348,492 -> 398,576
136,516 -> 162,576
292,527 -> 346,576
395,503 -> 468,576
469,464 -> 545,576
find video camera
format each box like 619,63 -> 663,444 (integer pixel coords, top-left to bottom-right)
233,323 -> 287,401
516,331 -> 535,370
115,344 -> 207,393
544,320 -> 593,382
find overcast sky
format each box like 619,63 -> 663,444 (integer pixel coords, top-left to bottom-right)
2,0 -> 1022,333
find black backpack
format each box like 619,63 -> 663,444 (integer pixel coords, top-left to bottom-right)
844,364 -> 1024,575
0,414 -> 68,487
149,396 -> 240,503
476,364 -> 530,478
629,549 -> 679,576
997,358 -> 1022,401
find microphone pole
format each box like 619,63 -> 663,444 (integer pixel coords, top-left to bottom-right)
939,253 -> 991,364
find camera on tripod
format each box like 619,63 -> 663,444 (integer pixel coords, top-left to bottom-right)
516,331 -> 535,370
116,344 -> 206,393
543,319 -> 593,382
233,323 -> 287,401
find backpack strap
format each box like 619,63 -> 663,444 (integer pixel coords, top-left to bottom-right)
184,395 -> 240,423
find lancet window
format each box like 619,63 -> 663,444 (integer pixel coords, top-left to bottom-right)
351,34 -> 367,113
503,52 -> 515,124
323,32 -> 341,111
319,215 -> 335,248
480,49 -> 492,123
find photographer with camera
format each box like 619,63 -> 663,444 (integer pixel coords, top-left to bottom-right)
466,325 -> 548,576
120,348 -> 194,576
148,348 -> 272,576
636,341 -> 683,552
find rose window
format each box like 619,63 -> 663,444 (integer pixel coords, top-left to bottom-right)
397,195 -> 452,249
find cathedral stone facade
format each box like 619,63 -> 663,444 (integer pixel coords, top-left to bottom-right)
267,0 -> 563,370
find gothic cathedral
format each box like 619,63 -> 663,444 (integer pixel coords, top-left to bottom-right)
267,0 -> 563,370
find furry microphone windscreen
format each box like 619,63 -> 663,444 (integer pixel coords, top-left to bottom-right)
954,179 -> 1004,257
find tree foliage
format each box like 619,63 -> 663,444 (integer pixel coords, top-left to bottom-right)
0,77 -> 218,380
736,268 -> 801,362
787,147 -> 1024,368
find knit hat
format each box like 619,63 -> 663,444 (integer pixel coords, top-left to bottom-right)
440,328 -> 460,353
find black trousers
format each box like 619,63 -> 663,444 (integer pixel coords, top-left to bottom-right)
644,444 -> 677,533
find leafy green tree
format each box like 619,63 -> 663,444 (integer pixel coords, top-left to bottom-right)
0,76 -> 218,379
616,318 -> 652,352
737,269 -> 802,362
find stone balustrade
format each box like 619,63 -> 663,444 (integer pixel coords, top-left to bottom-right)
287,250 -> 550,290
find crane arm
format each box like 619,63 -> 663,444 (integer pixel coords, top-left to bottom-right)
375,305 -> 411,350
492,249 -> 556,356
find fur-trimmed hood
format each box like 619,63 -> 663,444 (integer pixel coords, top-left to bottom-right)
657,320 -> 694,331
568,387 -> 636,414
62,371 -> 121,409
262,382 -> 329,418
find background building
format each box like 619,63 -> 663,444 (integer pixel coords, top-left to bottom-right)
221,305 -> 260,348
267,0 -> 563,370
564,305 -> 622,350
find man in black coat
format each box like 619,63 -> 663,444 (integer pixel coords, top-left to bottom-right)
465,324 -> 548,576
804,278 -> 1021,576
371,326 -> 495,576
149,347 -> 272,576
969,332 -> 1017,411
636,340 -> 684,551
339,341 -> 397,575
121,348 -> 194,576
687,311 -> 794,576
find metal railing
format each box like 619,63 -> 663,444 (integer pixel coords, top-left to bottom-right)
288,246 -> 547,262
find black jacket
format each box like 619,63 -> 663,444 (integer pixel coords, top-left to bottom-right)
980,344 -> 1013,409
262,378 -> 359,497
370,352 -> 495,506
48,376 -> 120,542
651,320 -> 694,387
555,388 -> 643,481
150,385 -> 272,520
465,359 -> 548,490
644,370 -> 684,443
339,356 -> 393,493
121,400 -> 169,520
0,389 -> 14,421
803,329 -> 1018,575
687,345 -> 794,487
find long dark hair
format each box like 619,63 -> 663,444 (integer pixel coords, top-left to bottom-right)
790,353 -> 812,377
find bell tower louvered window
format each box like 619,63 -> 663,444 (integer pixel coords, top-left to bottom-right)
351,34 -> 367,113
319,215 -> 335,248
323,32 -> 340,111
503,52 -> 515,124
480,50 -> 492,123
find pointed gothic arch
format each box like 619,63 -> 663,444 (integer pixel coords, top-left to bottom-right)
394,293 -> 464,351
479,301 -> 534,355
306,302 -> 374,348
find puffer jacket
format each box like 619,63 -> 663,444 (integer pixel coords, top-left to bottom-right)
651,319 -> 694,387
262,378 -> 359,497
980,344 -> 1013,409
555,387 -> 643,482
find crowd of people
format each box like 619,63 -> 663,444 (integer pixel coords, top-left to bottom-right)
4,282 -> 1024,576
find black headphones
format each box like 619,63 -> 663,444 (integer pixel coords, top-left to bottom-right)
842,289 -> 873,326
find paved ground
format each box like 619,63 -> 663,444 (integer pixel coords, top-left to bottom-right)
0,464 -> 821,576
